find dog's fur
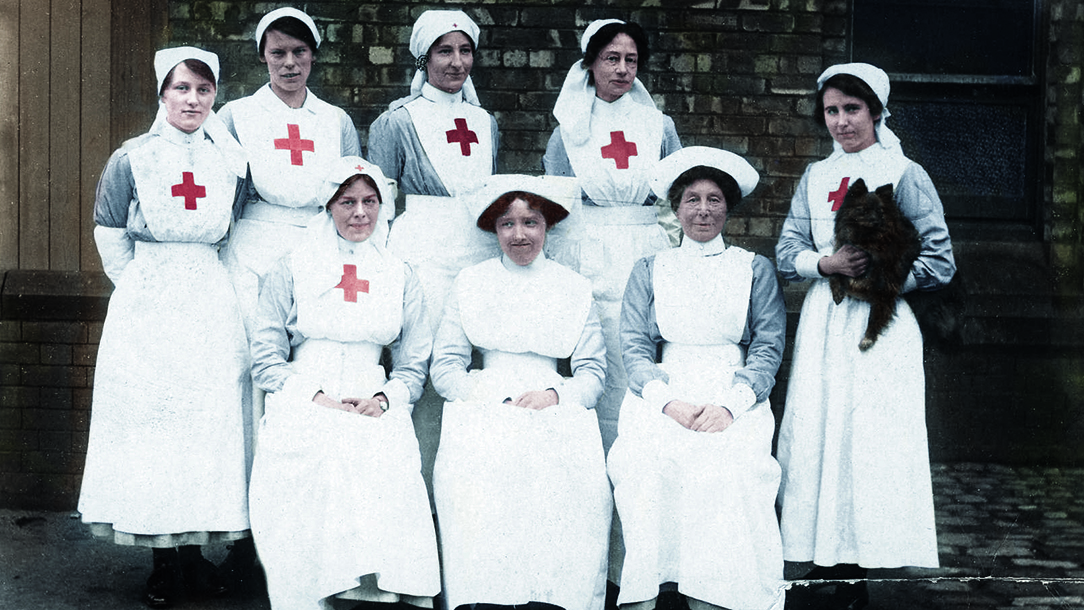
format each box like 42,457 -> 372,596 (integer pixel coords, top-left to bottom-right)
829,178 -> 922,351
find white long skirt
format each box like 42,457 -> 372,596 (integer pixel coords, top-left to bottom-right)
434,385 -> 612,610
776,279 -> 939,569
78,242 -> 250,542
249,354 -> 439,610
608,387 -> 784,609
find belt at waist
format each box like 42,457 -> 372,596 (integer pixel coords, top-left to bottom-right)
662,342 -> 744,368
581,204 -> 659,226
134,240 -> 218,262
242,201 -> 323,226
483,350 -> 558,373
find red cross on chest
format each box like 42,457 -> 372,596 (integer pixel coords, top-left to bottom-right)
446,118 -> 479,156
335,264 -> 370,303
600,131 -> 638,170
171,172 -> 206,210
828,177 -> 850,212
274,124 -> 315,166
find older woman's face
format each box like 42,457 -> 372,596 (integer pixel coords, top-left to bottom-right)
161,63 -> 216,133
261,29 -> 313,100
589,33 -> 638,102
676,178 -> 728,243
496,198 -> 547,266
822,86 -> 879,153
427,31 -> 474,94
328,179 -> 381,242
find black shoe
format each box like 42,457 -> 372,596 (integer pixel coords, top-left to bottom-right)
143,565 -> 179,608
217,538 -> 261,595
182,556 -> 229,598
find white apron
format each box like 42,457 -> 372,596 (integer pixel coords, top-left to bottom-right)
607,247 -> 785,610
79,135 -> 249,540
248,239 -> 439,610
404,95 -> 494,197
777,150 -> 939,569
433,259 -> 612,610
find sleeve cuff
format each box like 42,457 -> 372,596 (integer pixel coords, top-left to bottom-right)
379,378 -> 411,413
901,271 -> 918,294
795,249 -> 828,279
642,379 -> 676,412
279,374 -> 323,407
718,383 -> 758,419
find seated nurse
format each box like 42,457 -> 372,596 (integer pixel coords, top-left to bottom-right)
431,175 -> 612,610
607,147 -> 787,610
246,157 -> 439,610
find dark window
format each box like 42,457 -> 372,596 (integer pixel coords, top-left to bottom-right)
853,0 -> 1040,238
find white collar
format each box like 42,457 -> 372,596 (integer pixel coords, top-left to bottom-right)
256,83 -> 317,114
500,251 -> 547,274
421,82 -> 464,106
679,233 -> 726,257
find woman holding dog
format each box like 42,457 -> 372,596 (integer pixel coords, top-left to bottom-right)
774,63 -> 956,609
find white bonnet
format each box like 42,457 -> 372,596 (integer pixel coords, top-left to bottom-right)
255,7 -> 322,52
580,19 -> 624,54
154,46 -> 219,94
410,10 -> 480,58
320,156 -> 395,211
650,147 -> 760,201
816,62 -> 890,110
471,174 -> 578,228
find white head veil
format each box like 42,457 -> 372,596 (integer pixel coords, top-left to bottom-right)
816,62 -> 901,153
410,10 -> 481,105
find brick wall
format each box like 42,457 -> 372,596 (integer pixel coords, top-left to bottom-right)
0,270 -> 107,509
1048,1 -> 1084,294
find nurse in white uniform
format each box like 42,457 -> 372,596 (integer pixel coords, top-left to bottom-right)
431,175 -> 611,610
608,147 -> 786,610
775,63 -> 955,610
247,157 -> 438,610
79,47 -> 250,608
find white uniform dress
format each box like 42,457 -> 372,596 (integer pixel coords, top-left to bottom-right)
774,141 -> 956,569
78,119 -> 251,546
247,214 -> 439,610
431,254 -> 612,610
369,82 -> 501,504
543,95 -> 682,453
608,236 -> 787,610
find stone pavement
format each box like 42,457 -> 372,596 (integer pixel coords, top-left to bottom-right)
1,462 -> 1082,610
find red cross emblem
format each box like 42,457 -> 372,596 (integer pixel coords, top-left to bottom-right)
828,177 -> 850,212
274,124 -> 315,166
355,164 -> 366,172
600,131 -> 638,169
171,172 -> 206,210
446,118 -> 479,156
335,264 -> 370,302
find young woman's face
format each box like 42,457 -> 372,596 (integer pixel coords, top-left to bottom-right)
426,31 -> 474,94
822,86 -> 880,153
676,178 -> 728,243
496,198 -> 547,266
328,179 -> 381,242
588,33 -> 638,103
161,63 -> 216,133
261,29 -> 313,100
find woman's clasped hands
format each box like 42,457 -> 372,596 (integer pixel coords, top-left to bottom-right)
313,391 -> 387,417
663,400 -> 734,433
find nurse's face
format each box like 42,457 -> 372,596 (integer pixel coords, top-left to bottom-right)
161,63 -> 216,133
822,86 -> 880,153
676,178 -> 728,243
328,178 -> 381,242
426,31 -> 474,94
588,33 -> 638,103
261,29 -> 313,102
496,198 -> 547,266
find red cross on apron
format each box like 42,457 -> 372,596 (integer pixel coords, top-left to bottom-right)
828,177 -> 850,212
171,171 -> 206,210
274,124 -> 315,166
446,118 -> 479,156
335,264 -> 370,302
600,131 -> 638,170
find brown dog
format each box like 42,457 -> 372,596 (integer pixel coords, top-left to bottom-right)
829,178 -> 921,351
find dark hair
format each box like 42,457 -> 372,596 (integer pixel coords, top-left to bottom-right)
477,191 -> 569,233
582,22 -> 650,76
668,166 -> 742,213
159,59 -> 217,96
326,174 -> 381,208
814,73 -> 884,127
259,16 -> 319,58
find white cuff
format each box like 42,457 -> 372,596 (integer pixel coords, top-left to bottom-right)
795,249 -> 829,279
719,383 -> 758,419
901,271 -> 918,294
642,379 -> 676,412
379,378 -> 411,413
280,374 -> 324,407
94,226 -> 135,284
